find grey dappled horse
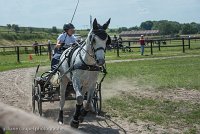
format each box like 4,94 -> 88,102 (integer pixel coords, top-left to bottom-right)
57,18 -> 111,128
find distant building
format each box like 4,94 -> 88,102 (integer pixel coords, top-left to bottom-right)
120,30 -> 159,37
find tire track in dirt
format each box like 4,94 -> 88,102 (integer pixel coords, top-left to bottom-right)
0,68 -> 35,111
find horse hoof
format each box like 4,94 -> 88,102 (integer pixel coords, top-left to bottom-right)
58,121 -> 63,125
57,118 -> 63,125
70,119 -> 79,128
58,110 -> 63,125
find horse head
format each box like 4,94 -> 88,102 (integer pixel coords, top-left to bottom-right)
88,18 -> 111,66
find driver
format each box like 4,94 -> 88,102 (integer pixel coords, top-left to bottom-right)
51,23 -> 76,71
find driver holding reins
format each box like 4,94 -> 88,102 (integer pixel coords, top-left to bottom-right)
51,23 -> 76,71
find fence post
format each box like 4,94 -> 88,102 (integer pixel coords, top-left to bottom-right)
158,41 -> 161,51
182,38 -> 185,53
151,40 -> 153,55
188,38 -> 191,49
39,45 -> 42,55
128,41 -> 131,52
16,46 -> 20,63
48,44 -> 52,61
117,41 -> 120,57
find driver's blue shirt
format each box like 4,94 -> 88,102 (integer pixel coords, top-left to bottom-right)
57,33 -> 76,49
51,33 -> 76,70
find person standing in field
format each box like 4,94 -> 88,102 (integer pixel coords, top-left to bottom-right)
139,35 -> 145,55
32,41 -> 39,55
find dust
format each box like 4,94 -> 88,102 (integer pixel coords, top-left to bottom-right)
102,77 -> 200,104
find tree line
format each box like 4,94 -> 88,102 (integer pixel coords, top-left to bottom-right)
5,24 -> 59,34
4,20 -> 200,36
114,20 -> 200,35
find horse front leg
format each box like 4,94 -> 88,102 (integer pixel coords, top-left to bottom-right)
78,83 -> 96,123
58,76 -> 68,124
70,77 -> 83,128
84,83 -> 96,112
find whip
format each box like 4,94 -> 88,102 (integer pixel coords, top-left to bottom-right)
70,0 -> 80,23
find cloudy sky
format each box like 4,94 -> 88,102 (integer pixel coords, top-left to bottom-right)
0,0 -> 199,29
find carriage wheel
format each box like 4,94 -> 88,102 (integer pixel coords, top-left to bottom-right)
32,83 -> 36,113
37,84 -> 43,116
92,84 -> 102,115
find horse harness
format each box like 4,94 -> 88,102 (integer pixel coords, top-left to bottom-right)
55,29 -> 110,80
69,30 -> 110,72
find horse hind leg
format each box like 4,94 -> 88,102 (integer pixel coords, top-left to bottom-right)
58,76 -> 68,124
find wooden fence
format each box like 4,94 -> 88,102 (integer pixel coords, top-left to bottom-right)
113,37 -> 200,57
0,37 -> 199,62
0,44 -> 55,63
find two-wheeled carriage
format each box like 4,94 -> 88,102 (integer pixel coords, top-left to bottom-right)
32,65 -> 107,116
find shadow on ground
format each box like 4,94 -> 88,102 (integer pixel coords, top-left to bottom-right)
43,108 -> 126,134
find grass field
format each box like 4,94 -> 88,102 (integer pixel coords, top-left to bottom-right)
0,39 -> 199,72
103,56 -> 200,133
106,56 -> 200,90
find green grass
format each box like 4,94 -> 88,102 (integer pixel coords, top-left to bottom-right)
0,42 -> 200,75
103,55 -> 200,133
106,56 -> 200,90
0,54 -> 50,71
104,94 -> 200,128
5,130 -> 12,134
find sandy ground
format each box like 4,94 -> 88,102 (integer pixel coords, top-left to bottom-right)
0,67 -> 200,134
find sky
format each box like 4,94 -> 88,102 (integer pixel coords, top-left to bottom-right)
0,0 -> 199,29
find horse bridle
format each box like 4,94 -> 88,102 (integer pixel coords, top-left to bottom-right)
75,29 -> 109,67
89,30 -> 110,58
90,35 -> 106,53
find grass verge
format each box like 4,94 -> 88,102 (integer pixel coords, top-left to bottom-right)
104,93 -> 200,132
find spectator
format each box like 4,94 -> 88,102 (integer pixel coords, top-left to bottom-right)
139,35 -> 145,55
112,35 -> 118,49
32,41 -> 39,55
118,35 -> 123,47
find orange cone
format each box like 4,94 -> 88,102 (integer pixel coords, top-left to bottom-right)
29,54 -> 33,61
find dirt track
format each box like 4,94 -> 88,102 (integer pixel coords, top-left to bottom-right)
0,64 -> 200,133
0,68 -> 166,134
0,68 -> 132,134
